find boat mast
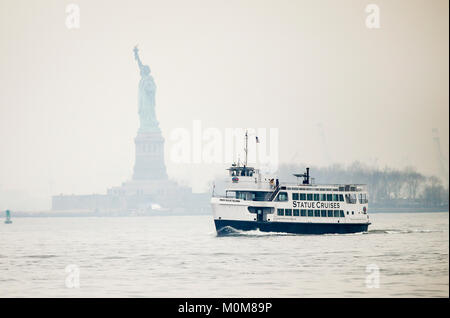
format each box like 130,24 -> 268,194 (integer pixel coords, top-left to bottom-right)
244,130 -> 248,166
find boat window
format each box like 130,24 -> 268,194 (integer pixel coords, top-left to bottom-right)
332,194 -> 339,201
285,209 -> 292,216
340,210 -> 345,217
293,209 -> 299,216
277,208 -> 284,216
236,191 -> 256,200
300,193 -> 306,200
300,209 -> 307,216
307,210 -> 314,217
320,193 -> 326,201
327,210 -> 333,217
292,193 -> 299,200
307,193 -> 313,201
314,193 -> 320,201
253,191 -> 271,201
226,191 -> 236,198
321,210 -> 327,217
326,194 -> 332,201
358,193 -> 368,204
345,194 -> 357,204
333,210 -> 340,217
339,194 -> 344,202
314,210 -> 320,217
277,192 -> 288,201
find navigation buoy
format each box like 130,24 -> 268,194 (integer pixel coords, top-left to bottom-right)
4,210 -> 12,224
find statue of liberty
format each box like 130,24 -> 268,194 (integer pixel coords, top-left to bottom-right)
133,46 -> 159,132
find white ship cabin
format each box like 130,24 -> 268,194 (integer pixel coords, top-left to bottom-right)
226,164 -> 273,194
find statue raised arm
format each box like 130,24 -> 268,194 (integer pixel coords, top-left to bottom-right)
134,45 -> 151,77
133,45 -> 159,132
133,45 -> 144,71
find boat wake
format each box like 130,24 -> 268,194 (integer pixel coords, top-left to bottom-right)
366,229 -> 438,235
215,226 -> 440,237
216,226 -> 294,237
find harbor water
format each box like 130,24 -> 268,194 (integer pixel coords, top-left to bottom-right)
0,212 -> 448,297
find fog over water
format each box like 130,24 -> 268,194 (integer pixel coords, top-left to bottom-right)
0,0 -> 448,210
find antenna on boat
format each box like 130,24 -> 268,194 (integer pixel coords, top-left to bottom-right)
244,130 -> 248,166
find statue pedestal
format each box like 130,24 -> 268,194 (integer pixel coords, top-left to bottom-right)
132,128 -> 168,180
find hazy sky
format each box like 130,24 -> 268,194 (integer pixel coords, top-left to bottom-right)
0,0 -> 448,210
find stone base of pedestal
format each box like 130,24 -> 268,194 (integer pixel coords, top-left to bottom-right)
132,129 -> 168,181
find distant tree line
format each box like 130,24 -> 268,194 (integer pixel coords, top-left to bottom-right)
277,162 -> 449,209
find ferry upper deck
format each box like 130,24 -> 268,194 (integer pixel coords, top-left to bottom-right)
220,165 -> 368,203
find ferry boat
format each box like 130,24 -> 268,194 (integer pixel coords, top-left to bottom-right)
211,133 -> 370,235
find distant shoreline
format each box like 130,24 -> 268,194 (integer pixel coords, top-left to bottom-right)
3,208 -> 448,218
2,210 -> 212,218
369,207 -> 449,213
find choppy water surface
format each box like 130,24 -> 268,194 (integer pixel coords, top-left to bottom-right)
0,213 -> 448,297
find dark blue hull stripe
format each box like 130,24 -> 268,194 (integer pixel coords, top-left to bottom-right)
214,219 -> 369,235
